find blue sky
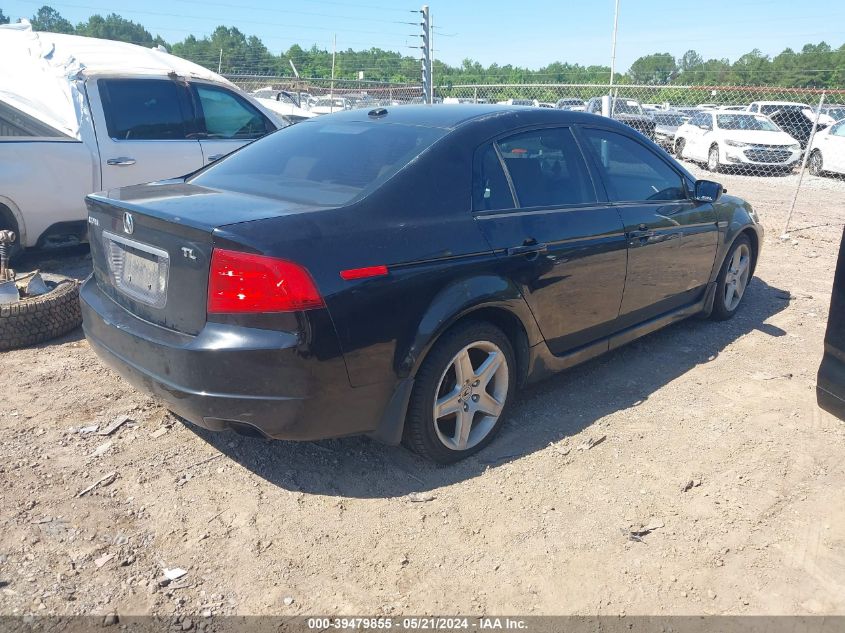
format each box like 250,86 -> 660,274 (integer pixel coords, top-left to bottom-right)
3,0 -> 843,71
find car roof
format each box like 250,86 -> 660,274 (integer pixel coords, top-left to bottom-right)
315,104 -> 634,131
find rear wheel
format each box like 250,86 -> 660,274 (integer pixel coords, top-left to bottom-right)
404,321 -> 516,464
711,235 -> 753,321
674,138 -> 685,159
707,145 -> 721,173
809,149 -> 824,176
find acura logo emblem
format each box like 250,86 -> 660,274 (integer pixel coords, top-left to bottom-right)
123,212 -> 134,235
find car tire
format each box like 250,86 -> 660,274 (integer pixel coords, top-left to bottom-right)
0,273 -> 82,351
710,235 -> 753,321
403,321 -> 516,464
707,145 -> 721,173
809,150 -> 824,177
674,138 -> 685,158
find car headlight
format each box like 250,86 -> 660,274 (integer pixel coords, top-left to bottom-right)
725,140 -> 751,148
787,144 -> 800,150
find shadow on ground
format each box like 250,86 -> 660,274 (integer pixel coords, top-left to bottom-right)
186,277 -> 791,499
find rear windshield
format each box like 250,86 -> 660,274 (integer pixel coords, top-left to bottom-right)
189,119 -> 446,206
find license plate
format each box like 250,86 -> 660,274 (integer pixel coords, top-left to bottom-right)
103,232 -> 170,308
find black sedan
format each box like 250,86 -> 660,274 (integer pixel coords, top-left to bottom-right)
81,105 -> 762,463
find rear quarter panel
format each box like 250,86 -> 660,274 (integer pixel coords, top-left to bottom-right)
0,140 -> 97,247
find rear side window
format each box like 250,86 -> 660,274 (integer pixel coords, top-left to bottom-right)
189,120 -> 445,206
193,84 -> 271,140
581,128 -> 687,202
473,143 -> 514,211
99,79 -> 191,140
0,101 -> 71,138
496,127 -> 596,207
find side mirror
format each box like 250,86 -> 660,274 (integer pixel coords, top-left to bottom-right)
694,179 -> 723,203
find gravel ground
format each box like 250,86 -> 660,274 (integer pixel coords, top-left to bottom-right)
1,165 -> 845,620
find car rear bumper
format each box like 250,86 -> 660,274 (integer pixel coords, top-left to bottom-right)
80,276 -> 393,441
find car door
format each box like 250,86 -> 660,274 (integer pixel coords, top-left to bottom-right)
189,82 -> 276,165
473,126 -> 628,355
90,77 -> 204,189
684,112 -> 714,160
825,122 -> 845,173
578,126 -> 719,325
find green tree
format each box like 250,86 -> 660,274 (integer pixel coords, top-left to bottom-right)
30,5 -> 74,34
75,13 -> 165,47
628,53 -> 677,84
0,8 -> 10,24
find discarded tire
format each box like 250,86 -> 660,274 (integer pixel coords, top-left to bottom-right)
0,274 -> 82,351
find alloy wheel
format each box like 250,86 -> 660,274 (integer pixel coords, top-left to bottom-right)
432,340 -> 509,451
708,146 -> 720,172
724,243 -> 751,311
809,151 -> 823,176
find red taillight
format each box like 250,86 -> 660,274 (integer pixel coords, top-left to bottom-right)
207,248 -> 324,314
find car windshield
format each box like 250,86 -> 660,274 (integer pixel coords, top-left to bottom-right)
825,107 -> 845,122
316,99 -> 345,107
717,114 -> 780,131
654,114 -> 685,126
189,120 -> 445,206
611,99 -> 643,115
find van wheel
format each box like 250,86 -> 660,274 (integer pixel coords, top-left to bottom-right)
674,138 -> 686,158
711,236 -> 753,321
404,321 -> 516,464
0,274 -> 82,351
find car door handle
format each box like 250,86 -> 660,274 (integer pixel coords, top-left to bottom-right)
507,242 -> 548,256
207,154 -> 225,162
106,157 -> 136,166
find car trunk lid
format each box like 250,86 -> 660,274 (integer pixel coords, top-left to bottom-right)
86,180 -> 324,335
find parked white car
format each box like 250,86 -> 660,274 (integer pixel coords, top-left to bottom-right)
251,87 -> 315,123
0,25 -> 283,254
310,97 -> 350,115
808,119 -> 845,177
674,111 -> 801,172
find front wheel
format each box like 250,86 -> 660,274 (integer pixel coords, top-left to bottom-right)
809,150 -> 824,177
707,145 -> 721,173
404,321 -> 516,464
711,235 -> 753,321
674,138 -> 685,159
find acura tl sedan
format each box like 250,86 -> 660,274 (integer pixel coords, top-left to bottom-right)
81,106 -> 762,463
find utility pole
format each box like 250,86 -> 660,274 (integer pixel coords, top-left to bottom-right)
430,14 -> 435,102
420,5 -> 432,104
330,34 -> 336,112
217,47 -> 223,74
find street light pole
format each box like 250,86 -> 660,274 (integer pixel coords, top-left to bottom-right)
609,0 -> 620,88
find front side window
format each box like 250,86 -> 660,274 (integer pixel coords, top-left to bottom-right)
99,79 -> 191,140
581,128 -> 687,202
189,120 -> 445,206
496,127 -> 596,208
833,122 -> 845,137
473,143 -> 514,211
193,84 -> 271,140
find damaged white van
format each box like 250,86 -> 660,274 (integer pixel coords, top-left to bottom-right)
0,24 -> 283,255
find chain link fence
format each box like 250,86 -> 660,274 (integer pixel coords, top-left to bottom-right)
226,74 -> 845,235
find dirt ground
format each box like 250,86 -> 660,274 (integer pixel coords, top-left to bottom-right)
2,165 -> 845,621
